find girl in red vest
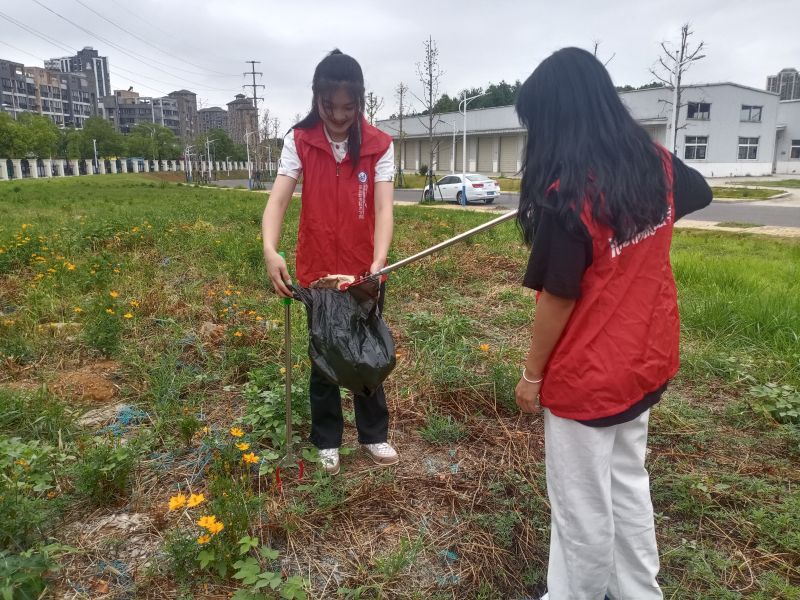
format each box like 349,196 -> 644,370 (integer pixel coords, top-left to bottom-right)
513,48 -> 711,599
261,50 -> 398,475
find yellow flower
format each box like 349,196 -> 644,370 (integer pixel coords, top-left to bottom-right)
129,300 -> 140,307
224,289 -> 233,296
233,331 -> 243,337
187,493 -> 205,508
66,263 -> 76,271
73,307 -> 83,313
479,343 -> 490,353
168,493 -> 187,511
105,308 -> 115,315
230,427 -> 244,438
255,316 -> 263,321
131,227 -> 140,233
242,452 -> 259,464
109,291 -> 119,298
207,521 -> 224,535
123,313 -> 133,319
197,515 -> 224,534
280,367 -> 286,375
236,442 -> 250,451
197,534 -> 211,545
202,426 -> 210,434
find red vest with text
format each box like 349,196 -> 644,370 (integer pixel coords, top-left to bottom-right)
540,149 -> 680,420
293,119 -> 392,287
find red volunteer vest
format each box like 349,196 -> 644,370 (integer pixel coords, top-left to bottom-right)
293,119 -> 392,287
540,149 -> 680,420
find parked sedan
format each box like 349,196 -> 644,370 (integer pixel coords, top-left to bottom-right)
423,173 -> 501,204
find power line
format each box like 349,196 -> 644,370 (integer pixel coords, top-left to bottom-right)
69,0 -> 239,78
0,10 -> 75,54
30,0 -> 233,92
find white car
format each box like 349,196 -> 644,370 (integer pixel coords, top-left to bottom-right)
423,173 -> 501,204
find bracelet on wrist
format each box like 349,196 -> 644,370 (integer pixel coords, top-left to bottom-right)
522,368 -> 543,384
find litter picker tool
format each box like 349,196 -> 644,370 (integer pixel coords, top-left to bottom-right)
278,251 -> 299,472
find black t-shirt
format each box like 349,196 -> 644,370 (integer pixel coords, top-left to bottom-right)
523,154 -> 712,426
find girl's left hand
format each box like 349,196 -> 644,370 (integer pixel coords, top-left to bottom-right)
369,260 -> 385,275
515,378 -> 542,414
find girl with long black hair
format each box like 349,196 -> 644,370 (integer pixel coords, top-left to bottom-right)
513,47 -> 711,599
262,50 -> 398,475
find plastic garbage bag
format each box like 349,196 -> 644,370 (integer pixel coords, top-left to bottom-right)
291,278 -> 396,396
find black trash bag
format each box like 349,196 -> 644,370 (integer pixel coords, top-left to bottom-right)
291,280 -> 396,396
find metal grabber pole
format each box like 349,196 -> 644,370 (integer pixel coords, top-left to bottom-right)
279,251 -> 295,467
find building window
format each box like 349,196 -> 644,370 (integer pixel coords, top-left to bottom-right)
791,140 -> 800,159
684,136 -> 708,160
740,105 -> 762,122
738,137 -> 759,160
687,102 -> 711,120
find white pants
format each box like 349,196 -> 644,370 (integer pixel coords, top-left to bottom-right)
544,409 -> 663,600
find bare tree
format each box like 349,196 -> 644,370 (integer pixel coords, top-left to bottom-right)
413,36 -> 444,201
592,40 -> 616,66
650,23 -> 706,153
365,91 -> 385,125
395,82 -> 409,187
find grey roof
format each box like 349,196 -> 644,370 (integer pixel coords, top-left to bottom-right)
377,105 -> 522,139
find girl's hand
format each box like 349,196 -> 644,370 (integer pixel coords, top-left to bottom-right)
515,377 -> 542,414
265,252 -> 293,298
369,260 -> 385,275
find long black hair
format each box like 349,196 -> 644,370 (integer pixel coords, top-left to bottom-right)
294,49 -> 365,168
515,47 -> 668,246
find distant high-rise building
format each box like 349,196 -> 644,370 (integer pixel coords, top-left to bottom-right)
168,89 -> 198,142
46,47 -> 110,113
767,68 -> 800,101
1,58 -> 95,128
101,88 -> 180,137
226,94 -> 257,146
198,106 -> 228,134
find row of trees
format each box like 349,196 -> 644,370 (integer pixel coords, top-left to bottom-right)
0,113 -> 183,160
0,113 -> 253,163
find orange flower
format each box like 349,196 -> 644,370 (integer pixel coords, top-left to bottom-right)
242,452 -> 259,464
236,443 -> 250,451
233,331 -> 243,337
187,493 -> 205,508
197,515 -> 224,534
197,534 -> 211,545
73,307 -> 83,313
230,427 -> 244,438
168,493 -> 187,511
479,343 -> 490,352
109,290 -> 120,298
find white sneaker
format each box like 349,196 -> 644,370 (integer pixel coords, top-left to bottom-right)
362,442 -> 399,466
318,448 -> 340,475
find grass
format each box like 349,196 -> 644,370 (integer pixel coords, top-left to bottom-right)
0,175 -> 798,598
711,186 -> 779,199
715,221 -> 762,228
735,178 -> 800,188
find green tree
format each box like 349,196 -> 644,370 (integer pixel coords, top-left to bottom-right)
194,128 -> 246,162
81,116 -> 125,158
125,123 -> 180,160
0,112 -> 25,157
57,127 -> 84,159
15,113 -> 59,158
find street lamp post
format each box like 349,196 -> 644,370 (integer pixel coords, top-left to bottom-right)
458,92 -> 488,205
205,138 -> 217,181
245,131 -> 256,190
225,156 -> 231,176
184,144 -> 194,183
92,138 -> 98,174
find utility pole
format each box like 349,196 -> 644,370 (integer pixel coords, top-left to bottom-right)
92,138 -> 98,174
244,60 -> 265,185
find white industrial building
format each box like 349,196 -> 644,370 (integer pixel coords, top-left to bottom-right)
377,82 -> 800,178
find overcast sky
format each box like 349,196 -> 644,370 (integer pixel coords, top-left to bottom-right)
1,0 -> 798,132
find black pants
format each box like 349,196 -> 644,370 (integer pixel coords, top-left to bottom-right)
308,283 -> 389,450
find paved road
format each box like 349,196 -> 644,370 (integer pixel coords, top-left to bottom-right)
212,179 -> 800,228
